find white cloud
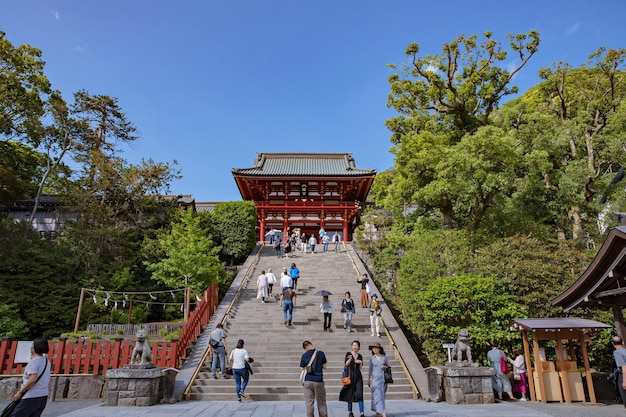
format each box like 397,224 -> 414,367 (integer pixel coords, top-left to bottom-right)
425,64 -> 439,73
73,46 -> 86,54
51,9 -> 60,19
566,22 -> 581,35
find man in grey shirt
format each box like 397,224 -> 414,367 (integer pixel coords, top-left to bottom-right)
612,335 -> 626,408
210,323 -> 227,379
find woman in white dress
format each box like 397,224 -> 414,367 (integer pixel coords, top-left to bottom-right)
256,270 -> 268,303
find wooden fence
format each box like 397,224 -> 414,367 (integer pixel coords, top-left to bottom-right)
0,283 -> 218,376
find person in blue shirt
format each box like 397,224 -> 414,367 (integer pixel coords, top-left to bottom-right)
299,340 -> 328,417
289,263 -> 300,290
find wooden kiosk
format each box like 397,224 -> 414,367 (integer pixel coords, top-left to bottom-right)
508,318 -> 610,403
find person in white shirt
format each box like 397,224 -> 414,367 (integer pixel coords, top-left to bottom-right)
229,339 -> 251,401
266,268 -> 277,295
280,267 -> 293,290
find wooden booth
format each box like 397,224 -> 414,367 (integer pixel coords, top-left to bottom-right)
509,318 -> 610,404
232,153 -> 376,242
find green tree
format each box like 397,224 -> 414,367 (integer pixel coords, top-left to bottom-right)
384,31 -> 539,230
202,201 -> 257,266
0,31 -> 50,143
411,275 -> 527,365
0,218 -> 76,338
0,141 -> 44,206
0,304 -> 30,338
501,48 -> 626,243
144,208 -> 224,294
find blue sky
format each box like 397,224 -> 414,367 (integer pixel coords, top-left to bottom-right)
2,1 -> 625,202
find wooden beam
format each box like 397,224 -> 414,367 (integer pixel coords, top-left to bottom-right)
580,330 -> 597,404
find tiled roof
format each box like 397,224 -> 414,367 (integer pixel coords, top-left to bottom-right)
232,153 -> 376,176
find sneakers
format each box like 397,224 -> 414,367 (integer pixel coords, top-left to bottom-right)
213,375 -> 218,380
348,413 -> 354,417
370,334 -> 375,337
240,391 -> 246,397
519,398 -> 527,401
222,375 -> 228,379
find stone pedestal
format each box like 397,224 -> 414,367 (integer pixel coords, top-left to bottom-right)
436,366 -> 495,404
106,367 -> 164,406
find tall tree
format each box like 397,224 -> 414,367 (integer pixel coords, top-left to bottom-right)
384,31 -> 539,230
0,31 -> 50,144
144,208 -> 224,294
500,48 -> 626,242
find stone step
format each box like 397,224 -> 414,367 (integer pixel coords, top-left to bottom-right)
186,245 -> 418,401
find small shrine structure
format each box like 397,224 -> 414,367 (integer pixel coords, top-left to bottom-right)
232,153 -> 376,241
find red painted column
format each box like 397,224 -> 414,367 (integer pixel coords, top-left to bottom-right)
260,220 -> 266,244
343,221 -> 349,242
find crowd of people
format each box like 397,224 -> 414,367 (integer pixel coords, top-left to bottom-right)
267,227 -> 343,257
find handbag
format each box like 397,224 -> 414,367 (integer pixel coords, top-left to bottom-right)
500,352 -> 511,374
384,366 -> 393,383
1,401 -> 18,417
341,365 -> 351,386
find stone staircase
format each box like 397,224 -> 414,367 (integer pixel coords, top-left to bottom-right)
186,244 -> 418,401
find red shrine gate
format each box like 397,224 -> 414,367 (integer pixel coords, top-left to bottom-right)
232,153 -> 376,242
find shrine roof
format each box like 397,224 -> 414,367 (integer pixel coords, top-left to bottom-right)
509,317 -> 611,331
552,226 -> 626,311
232,153 -> 376,177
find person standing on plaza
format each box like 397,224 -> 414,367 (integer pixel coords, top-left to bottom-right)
341,291 -> 355,332
210,323 -> 228,379
368,341 -> 390,417
368,293 -> 382,337
339,340 -> 365,417
309,235 -> 317,254
289,263 -> 300,290
509,347 -> 529,401
322,234 -> 330,252
300,340 -> 328,417
229,339 -> 251,401
319,227 -> 325,240
256,270 -> 269,303
333,232 -> 341,252
320,295 -> 334,331
357,273 -> 369,308
10,337 -> 51,417
612,335 -> 626,408
281,266 -> 293,290
487,343 -> 515,401
280,286 -> 297,326
266,268 -> 277,296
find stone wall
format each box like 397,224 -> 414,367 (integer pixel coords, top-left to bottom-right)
0,376 -> 105,400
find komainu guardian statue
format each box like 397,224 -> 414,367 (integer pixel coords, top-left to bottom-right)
131,328 -> 153,365
451,328 -> 472,364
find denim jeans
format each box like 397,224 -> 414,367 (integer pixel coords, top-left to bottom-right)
212,345 -> 226,377
283,300 -> 294,324
233,368 -> 248,398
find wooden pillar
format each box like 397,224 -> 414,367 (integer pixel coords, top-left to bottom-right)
74,288 -> 85,333
612,305 -> 626,339
557,332 -> 572,403
579,330 -> 597,404
260,220 -> 266,244
343,221 -> 349,242
522,330 -> 536,401
532,333 -> 546,403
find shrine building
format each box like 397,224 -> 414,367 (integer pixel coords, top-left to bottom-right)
232,153 -> 376,242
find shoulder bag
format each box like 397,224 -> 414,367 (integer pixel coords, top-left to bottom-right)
300,349 -> 317,384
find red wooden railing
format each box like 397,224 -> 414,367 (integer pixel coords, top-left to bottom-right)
0,283 -> 219,376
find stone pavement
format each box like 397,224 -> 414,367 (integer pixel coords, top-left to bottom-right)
5,399 -> 623,417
